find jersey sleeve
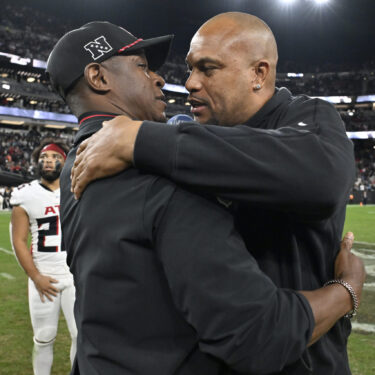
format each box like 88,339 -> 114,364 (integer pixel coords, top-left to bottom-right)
143,178 -> 314,373
134,97 -> 355,220
10,185 -> 25,207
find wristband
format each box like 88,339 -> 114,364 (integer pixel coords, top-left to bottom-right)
324,279 -> 358,319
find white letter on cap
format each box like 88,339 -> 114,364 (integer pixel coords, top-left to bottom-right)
84,36 -> 113,60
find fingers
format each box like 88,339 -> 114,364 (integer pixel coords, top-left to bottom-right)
38,289 -> 55,302
72,164 -> 92,200
45,292 -> 54,302
49,278 -> 59,294
38,277 -> 60,302
38,291 -> 45,303
76,139 -> 88,156
71,151 -> 89,199
343,232 -> 354,241
71,149 -> 85,190
340,231 -> 354,252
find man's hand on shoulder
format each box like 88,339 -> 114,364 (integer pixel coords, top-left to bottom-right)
71,116 -> 142,199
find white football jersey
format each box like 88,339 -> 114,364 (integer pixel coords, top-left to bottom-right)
10,180 -> 67,269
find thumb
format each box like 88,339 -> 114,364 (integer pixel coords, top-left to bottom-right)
341,232 -> 354,252
344,232 -> 354,240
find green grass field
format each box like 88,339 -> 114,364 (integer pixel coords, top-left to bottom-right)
0,206 -> 374,374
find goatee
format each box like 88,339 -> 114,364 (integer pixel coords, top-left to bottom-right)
38,161 -> 62,182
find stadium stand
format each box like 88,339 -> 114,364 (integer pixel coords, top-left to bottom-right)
0,0 -> 374,204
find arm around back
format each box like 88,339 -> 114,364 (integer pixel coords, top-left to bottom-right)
145,178 -> 313,373
136,97 -> 354,219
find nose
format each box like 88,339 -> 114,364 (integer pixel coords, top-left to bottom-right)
151,71 -> 165,88
185,70 -> 202,93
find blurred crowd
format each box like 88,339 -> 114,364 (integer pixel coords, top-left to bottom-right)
0,0 -> 374,201
0,128 -> 74,179
0,0 -> 68,61
0,129 -> 374,200
353,140 -> 375,192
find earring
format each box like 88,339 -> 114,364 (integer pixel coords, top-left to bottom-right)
254,84 -> 261,90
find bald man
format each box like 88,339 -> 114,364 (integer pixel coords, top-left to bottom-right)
70,13 -> 357,375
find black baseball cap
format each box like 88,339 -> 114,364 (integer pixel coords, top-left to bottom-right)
47,21 -> 174,97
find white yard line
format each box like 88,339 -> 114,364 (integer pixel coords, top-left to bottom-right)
352,322 -> 375,333
352,250 -> 375,259
0,247 -> 13,255
364,265 -> 375,277
354,241 -> 375,247
0,272 -> 15,280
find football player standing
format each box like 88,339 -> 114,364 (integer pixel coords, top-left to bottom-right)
10,138 -> 76,375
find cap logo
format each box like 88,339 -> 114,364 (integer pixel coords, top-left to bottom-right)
84,36 -> 113,60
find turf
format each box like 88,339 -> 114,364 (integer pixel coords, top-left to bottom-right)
0,206 -> 374,374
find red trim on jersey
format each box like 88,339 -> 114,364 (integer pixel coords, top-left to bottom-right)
118,38 -> 143,53
79,114 -> 117,125
55,216 -> 59,252
41,144 -> 67,160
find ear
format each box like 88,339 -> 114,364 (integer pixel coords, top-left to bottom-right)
83,62 -> 111,93
253,60 -> 270,88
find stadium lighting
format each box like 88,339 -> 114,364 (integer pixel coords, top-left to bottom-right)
2,83 -> 10,90
314,0 -> 330,4
168,99 -> 176,104
45,124 -> 67,129
26,77 -> 36,83
0,119 -> 24,125
281,0 -> 297,3
185,102 -> 190,106
5,97 -> 14,101
29,100 -> 38,105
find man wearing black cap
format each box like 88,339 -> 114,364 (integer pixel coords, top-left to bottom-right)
48,21 -> 365,375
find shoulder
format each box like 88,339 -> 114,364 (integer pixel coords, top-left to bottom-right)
10,180 -> 39,206
280,88 -> 343,130
287,90 -> 340,119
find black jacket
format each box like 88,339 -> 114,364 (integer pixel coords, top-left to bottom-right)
60,112 -> 314,375
133,88 -> 356,375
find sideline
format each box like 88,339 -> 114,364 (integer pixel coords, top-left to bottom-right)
352,322 -> 375,333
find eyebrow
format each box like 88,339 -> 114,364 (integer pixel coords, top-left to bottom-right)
186,57 -> 223,67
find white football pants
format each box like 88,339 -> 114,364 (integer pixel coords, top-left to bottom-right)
29,270 -> 77,375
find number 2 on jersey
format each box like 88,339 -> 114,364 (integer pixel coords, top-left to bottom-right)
36,215 -> 64,252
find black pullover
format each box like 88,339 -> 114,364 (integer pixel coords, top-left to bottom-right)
60,111 -> 315,375
133,87 -> 356,375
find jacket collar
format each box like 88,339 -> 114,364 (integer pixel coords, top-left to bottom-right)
74,112 -> 118,146
244,87 -> 292,128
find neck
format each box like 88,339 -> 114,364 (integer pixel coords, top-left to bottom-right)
41,178 -> 60,191
246,88 -> 274,120
76,96 -> 135,119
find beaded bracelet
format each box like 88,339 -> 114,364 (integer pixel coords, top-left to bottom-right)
324,279 -> 358,319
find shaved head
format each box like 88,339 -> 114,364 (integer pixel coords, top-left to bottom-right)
195,12 -> 278,84
185,12 -> 279,126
